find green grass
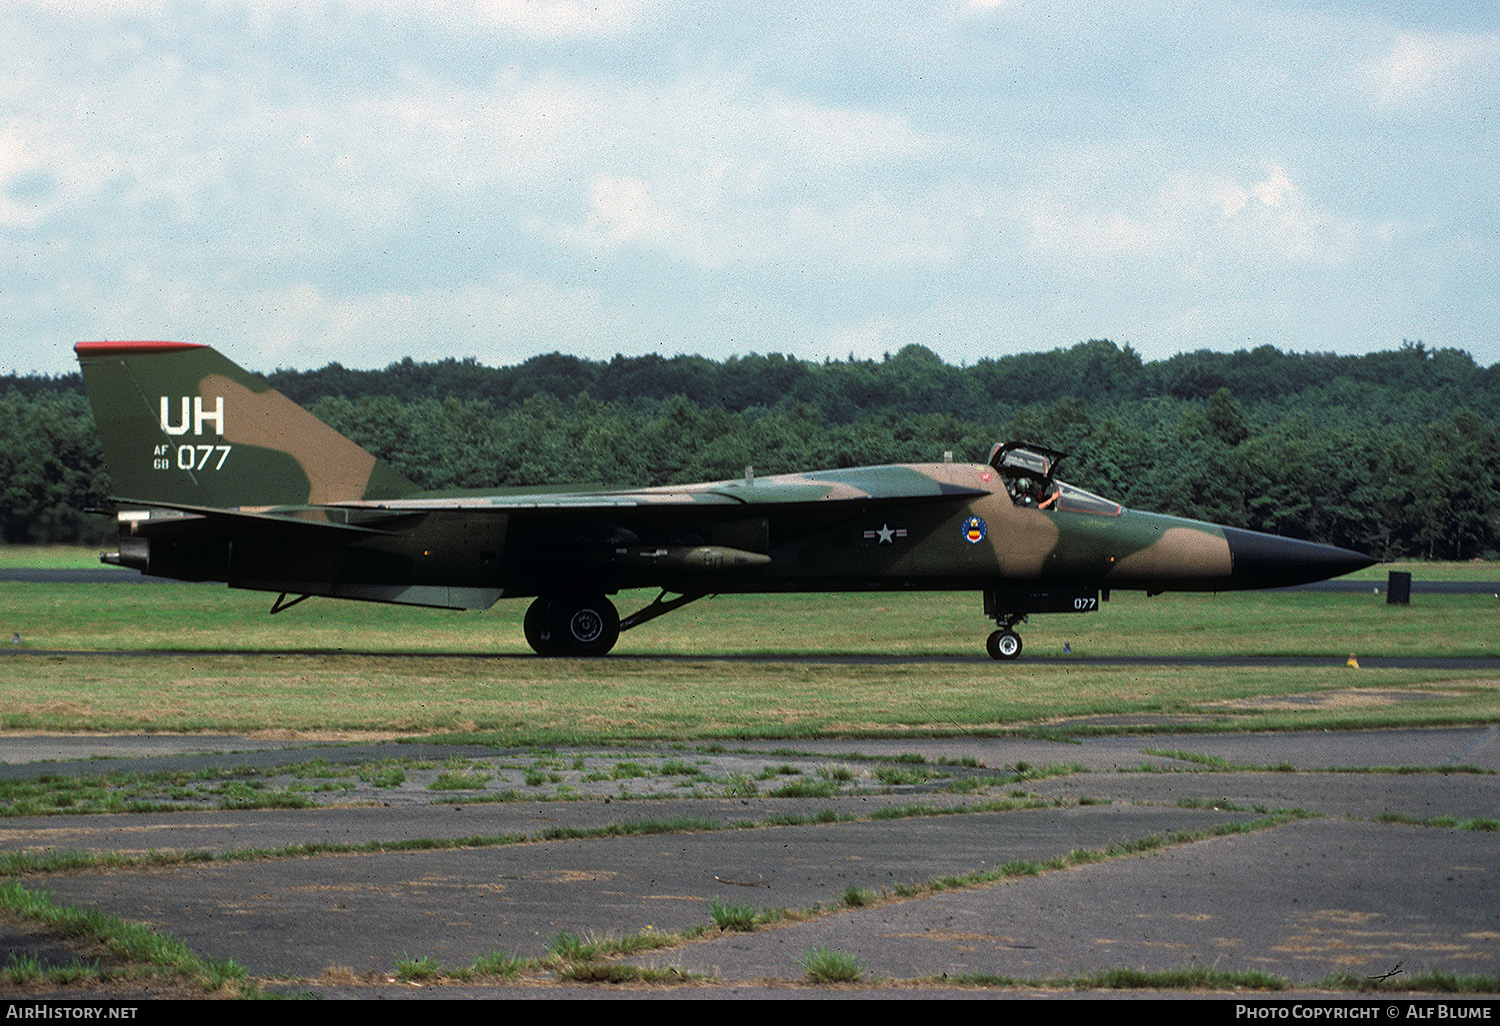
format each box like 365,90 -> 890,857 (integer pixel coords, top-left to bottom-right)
802,945 -> 866,983
0,879 -> 256,996
0,546 -> 110,570
2,563 -> 1498,658
0,564 -> 1495,739
2,569 -> 1496,661
1344,560 -> 1500,583
709,899 -> 771,932
0,645 -> 1494,739
0,584 -> 1495,739
0,664 -> 1480,738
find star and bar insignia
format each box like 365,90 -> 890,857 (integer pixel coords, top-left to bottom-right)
863,523 -> 908,544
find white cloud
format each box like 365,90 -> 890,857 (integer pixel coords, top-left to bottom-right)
510,74 -> 966,270
1012,163 -> 1373,275
27,0 -> 661,37
463,0 -> 660,37
1367,29 -> 1500,105
552,171 -> 969,272
573,175 -> 690,254
248,272 -> 618,367
0,123 -> 58,229
1021,198 -> 1162,261
1157,165 -> 1375,268
0,1 -> 1496,375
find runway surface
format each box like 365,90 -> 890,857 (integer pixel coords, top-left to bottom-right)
1,724 -> 1497,999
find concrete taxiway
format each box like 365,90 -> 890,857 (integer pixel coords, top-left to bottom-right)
0,725 -> 1497,999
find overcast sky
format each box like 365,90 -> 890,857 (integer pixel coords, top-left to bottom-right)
3,0 -> 1496,377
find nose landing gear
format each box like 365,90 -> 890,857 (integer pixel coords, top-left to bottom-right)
981,587 -> 1102,661
985,613 -> 1026,661
986,626 -> 1023,660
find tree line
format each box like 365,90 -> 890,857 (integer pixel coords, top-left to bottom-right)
4,340 -> 1497,559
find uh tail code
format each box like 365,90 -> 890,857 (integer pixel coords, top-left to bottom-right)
155,396 -> 230,470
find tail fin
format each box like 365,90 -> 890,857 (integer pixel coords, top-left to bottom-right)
75,341 -> 417,509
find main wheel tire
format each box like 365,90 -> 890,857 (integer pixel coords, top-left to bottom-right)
528,595 -> 620,657
558,597 -> 620,656
524,597 -> 560,656
986,629 -> 1022,661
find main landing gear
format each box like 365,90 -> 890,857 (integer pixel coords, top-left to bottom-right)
524,595 -> 620,657
523,591 -> 705,657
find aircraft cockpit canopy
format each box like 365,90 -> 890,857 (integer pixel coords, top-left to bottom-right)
987,441 -> 1123,517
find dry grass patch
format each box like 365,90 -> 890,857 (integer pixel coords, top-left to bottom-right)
2,649 -> 1493,740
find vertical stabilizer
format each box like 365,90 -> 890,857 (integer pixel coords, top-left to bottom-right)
75,341 -> 417,508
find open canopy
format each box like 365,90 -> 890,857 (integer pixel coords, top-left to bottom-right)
988,440 -> 1122,517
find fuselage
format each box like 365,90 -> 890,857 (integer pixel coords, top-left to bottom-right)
118,460 -> 1370,604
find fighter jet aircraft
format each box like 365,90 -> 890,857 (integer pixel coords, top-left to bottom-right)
74,340 -> 1377,659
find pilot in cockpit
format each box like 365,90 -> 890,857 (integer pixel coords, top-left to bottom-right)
1005,475 -> 1060,510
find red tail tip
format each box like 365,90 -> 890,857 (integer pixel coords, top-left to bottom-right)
74,341 -> 206,356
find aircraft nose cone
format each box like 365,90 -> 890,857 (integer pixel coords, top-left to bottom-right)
1223,527 -> 1378,589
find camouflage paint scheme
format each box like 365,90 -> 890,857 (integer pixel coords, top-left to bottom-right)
74,341 -> 1377,658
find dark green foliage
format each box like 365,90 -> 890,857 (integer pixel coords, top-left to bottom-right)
6,340 -> 1498,557
0,389 -> 112,544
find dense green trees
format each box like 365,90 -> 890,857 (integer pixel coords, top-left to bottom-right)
4,340 -> 1496,557
0,389 -> 111,544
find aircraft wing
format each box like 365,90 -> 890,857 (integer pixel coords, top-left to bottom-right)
106,463 -> 989,556
328,464 -> 991,516
105,463 -> 987,550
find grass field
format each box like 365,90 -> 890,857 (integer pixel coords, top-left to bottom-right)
0,551 -> 1496,998
0,549 -> 1495,741
1,551 -> 1495,658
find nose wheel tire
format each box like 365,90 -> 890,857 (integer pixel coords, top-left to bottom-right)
986,628 -> 1022,661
